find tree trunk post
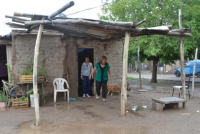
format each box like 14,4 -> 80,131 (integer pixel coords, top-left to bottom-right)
121,31 -> 130,116
192,48 -> 198,98
33,24 -> 43,126
179,9 -> 186,99
138,46 -> 142,89
151,57 -> 159,83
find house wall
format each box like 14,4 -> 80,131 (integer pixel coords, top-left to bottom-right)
11,33 -> 123,99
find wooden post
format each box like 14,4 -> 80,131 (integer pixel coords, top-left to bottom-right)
48,1 -> 74,20
179,9 -> 186,99
121,32 -> 130,116
138,46 -> 142,89
33,24 -> 43,126
192,48 -> 198,98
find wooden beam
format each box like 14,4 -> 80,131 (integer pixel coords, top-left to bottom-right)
0,40 -> 12,45
33,24 -> 43,126
179,9 -> 186,99
192,48 -> 198,98
138,46 -> 142,89
99,20 -> 135,27
171,28 -> 191,33
12,19 -> 25,24
6,22 -> 28,29
14,12 -> 47,19
48,1 -> 74,20
121,31 -> 130,116
5,15 -> 29,21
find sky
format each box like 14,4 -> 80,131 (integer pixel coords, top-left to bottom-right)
0,0 -> 103,35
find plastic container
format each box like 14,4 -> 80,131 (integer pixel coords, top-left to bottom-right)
69,98 -> 76,101
30,94 -> 39,107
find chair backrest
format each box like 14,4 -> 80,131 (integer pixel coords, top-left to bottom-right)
53,78 -> 69,91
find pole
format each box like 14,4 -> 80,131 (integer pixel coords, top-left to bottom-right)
138,46 -> 142,89
192,48 -> 198,98
179,9 -> 186,99
48,1 -> 74,20
121,32 -> 130,116
33,24 -> 43,125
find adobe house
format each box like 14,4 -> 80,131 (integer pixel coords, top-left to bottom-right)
5,4 -> 192,122
11,31 -> 123,98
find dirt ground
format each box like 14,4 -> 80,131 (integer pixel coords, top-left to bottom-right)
0,79 -> 200,134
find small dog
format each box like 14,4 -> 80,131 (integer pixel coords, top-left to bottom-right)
107,83 -> 131,96
107,85 -> 121,96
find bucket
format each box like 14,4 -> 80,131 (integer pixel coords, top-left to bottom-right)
30,94 -> 40,107
0,102 -> 7,111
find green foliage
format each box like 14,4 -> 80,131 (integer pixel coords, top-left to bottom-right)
22,64 -> 33,75
5,63 -> 13,84
100,0 -> 200,64
0,90 -> 8,102
38,59 -> 49,81
21,59 -> 49,81
20,96 -> 28,101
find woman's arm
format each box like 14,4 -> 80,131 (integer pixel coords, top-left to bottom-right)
108,69 -> 113,81
89,67 -> 97,79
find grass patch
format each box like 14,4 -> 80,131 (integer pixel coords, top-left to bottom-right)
127,77 -> 149,82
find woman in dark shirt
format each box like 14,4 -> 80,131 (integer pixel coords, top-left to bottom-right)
89,55 -> 112,101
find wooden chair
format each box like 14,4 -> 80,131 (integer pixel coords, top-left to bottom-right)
53,78 -> 69,102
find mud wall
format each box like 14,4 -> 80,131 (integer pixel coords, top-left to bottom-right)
12,33 -> 123,98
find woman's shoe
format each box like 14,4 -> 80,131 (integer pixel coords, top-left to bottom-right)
86,94 -> 90,97
103,98 -> 106,102
96,94 -> 100,99
83,94 -> 86,97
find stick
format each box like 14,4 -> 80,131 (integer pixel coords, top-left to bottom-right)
179,9 -> 186,99
12,19 -> 25,24
14,12 -> 47,19
48,1 -> 74,20
134,18 -> 147,27
138,46 -> 142,89
33,24 -> 43,126
192,48 -> 198,98
5,15 -> 29,21
121,31 -> 130,116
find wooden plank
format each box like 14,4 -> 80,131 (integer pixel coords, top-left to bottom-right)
33,24 -> 43,126
0,40 -> 12,45
121,32 -> 130,116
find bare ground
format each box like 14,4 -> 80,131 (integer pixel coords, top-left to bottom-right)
0,79 -> 200,134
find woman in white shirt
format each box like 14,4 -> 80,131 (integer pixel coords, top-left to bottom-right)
81,56 -> 93,97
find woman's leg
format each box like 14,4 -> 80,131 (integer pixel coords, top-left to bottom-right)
82,76 -> 87,95
86,76 -> 91,95
102,80 -> 108,98
96,80 -> 101,96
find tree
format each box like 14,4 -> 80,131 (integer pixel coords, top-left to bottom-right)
100,0 -> 200,83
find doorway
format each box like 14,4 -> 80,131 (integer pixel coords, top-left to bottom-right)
77,48 -> 94,97
0,46 -> 8,90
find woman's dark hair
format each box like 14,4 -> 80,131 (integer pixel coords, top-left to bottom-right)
85,56 -> 89,59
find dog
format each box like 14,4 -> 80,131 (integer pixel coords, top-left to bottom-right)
107,83 -> 131,96
107,85 -> 121,96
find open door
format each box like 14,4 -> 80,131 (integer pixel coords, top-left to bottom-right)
0,46 -> 8,90
77,48 -> 94,97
